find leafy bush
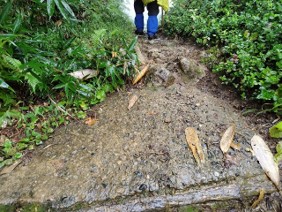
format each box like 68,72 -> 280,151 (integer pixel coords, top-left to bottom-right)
0,0 -> 136,107
165,0 -> 282,114
0,0 -> 137,167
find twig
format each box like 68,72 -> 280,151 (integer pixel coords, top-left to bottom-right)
48,95 -> 74,119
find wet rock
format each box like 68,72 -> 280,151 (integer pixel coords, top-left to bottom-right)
179,57 -> 206,80
154,67 -> 175,87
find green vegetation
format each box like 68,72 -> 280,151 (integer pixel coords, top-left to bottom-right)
269,121 -> 282,162
0,0 -> 137,168
165,0 -> 282,114
270,121 -> 282,138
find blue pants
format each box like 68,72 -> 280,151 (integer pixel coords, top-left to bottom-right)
134,0 -> 159,36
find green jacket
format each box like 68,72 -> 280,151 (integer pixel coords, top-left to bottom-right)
142,0 -> 169,12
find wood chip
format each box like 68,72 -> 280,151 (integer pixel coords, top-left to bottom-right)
185,127 -> 205,166
251,135 -> 280,189
132,64 -> 150,85
0,159 -> 22,176
128,95 -> 139,110
220,124 -> 236,153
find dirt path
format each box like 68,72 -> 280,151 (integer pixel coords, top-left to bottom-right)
0,36 -> 281,211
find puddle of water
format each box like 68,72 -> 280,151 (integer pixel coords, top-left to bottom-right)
122,0 -> 173,29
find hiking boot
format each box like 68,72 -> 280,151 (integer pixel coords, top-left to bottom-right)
135,30 -> 144,35
148,34 -> 157,40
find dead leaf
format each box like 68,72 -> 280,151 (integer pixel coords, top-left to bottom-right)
251,135 -> 280,189
123,62 -> 128,75
112,51 -> 118,58
128,95 -> 139,110
69,69 -> 99,80
220,124 -> 236,153
132,64 -> 150,85
230,142 -> 241,151
0,159 -> 22,176
185,127 -> 205,166
85,117 -> 98,126
55,20 -> 62,27
251,189 -> 265,208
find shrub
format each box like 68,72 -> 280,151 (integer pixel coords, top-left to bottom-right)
165,0 -> 282,114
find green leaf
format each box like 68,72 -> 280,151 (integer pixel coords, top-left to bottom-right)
13,13 -> 23,33
0,109 -> 22,127
25,72 -> 41,93
61,0 -> 76,19
16,143 -> 28,150
0,78 -> 11,90
0,1 -> 12,24
14,152 -> 23,159
127,36 -> 137,52
54,0 -> 69,20
276,141 -> 282,153
77,111 -> 86,119
3,140 -> 13,155
96,89 -> 106,101
47,0 -> 55,18
269,122 -> 282,138
274,141 -> 282,162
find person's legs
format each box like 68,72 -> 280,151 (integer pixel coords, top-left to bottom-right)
147,0 -> 159,39
134,0 -> 145,35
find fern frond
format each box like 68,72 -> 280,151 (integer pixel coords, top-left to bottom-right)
1,54 -> 22,72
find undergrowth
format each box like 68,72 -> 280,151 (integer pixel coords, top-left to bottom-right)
0,0 -> 137,168
165,0 -> 282,114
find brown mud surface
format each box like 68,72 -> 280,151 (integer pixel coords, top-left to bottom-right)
0,36 -> 281,211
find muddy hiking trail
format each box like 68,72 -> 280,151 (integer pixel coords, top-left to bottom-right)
0,35 -> 282,212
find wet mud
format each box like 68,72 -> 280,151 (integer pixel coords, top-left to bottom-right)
0,36 -> 281,211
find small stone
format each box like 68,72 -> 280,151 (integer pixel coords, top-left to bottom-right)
90,165 -> 98,173
149,182 -> 159,191
214,171 -> 220,177
164,117 -> 172,123
154,67 -> 175,87
134,171 -> 143,177
138,184 -> 147,191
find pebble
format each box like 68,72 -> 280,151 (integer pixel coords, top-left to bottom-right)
139,184 -> 147,191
